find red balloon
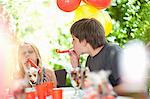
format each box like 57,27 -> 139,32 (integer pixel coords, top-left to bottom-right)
57,0 -> 81,12
82,0 -> 87,2
83,0 -> 111,9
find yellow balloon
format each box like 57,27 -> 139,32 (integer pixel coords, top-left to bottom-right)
74,4 -> 112,36
98,11 -> 112,36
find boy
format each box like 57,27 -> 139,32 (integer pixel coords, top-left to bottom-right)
69,18 -> 122,94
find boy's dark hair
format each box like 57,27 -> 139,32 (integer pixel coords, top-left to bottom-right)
70,18 -> 106,49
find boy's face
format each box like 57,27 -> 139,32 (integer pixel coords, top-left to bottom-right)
72,35 -> 86,55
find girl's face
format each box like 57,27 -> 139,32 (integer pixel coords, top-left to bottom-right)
20,44 -> 37,69
72,35 -> 86,55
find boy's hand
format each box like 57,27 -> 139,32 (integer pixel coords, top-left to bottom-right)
69,50 -> 80,68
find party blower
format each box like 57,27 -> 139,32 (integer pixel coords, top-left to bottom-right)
56,48 -> 80,66
27,58 -> 41,73
56,49 -> 72,53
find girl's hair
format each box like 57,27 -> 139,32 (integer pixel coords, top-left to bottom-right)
70,18 -> 106,49
17,42 -> 42,78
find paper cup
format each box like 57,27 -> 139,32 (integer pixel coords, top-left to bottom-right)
52,88 -> 63,99
43,82 -> 54,96
36,84 -> 46,99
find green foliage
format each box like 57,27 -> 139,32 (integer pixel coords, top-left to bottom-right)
48,27 -> 72,69
140,1 -> 150,43
107,0 -> 150,46
1,0 -> 52,41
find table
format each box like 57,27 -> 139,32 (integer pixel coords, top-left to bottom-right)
58,87 -> 133,99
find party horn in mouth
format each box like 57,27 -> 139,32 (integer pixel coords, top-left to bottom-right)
27,59 -> 41,73
56,49 -> 71,53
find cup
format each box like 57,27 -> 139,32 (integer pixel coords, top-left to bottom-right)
43,82 -> 54,96
36,84 -> 46,99
26,92 -> 35,99
25,87 -> 36,99
52,88 -> 63,99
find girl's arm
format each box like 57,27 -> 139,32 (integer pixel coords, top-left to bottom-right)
44,68 -> 57,88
